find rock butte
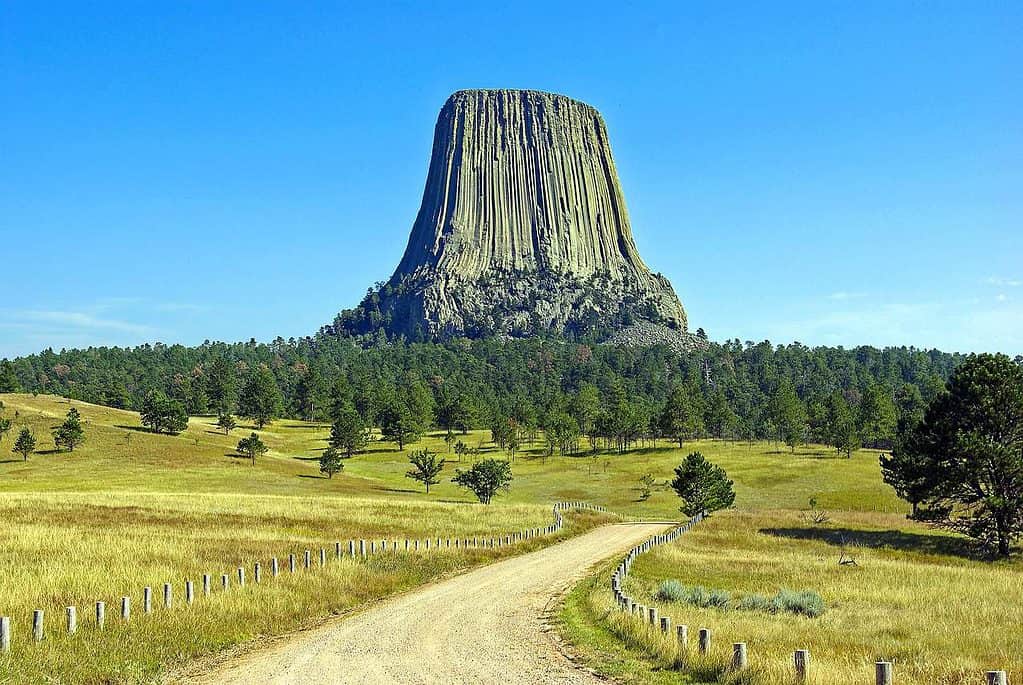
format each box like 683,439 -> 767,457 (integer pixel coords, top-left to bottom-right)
330,89 -> 689,341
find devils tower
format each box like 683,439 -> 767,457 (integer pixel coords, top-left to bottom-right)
329,89 -> 689,342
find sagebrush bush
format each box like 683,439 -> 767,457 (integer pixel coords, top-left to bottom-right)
653,580 -> 825,617
772,589 -> 826,617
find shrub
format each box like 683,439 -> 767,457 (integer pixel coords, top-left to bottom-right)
707,589 -> 731,608
655,579 -> 688,602
772,589 -> 826,617
737,593 -> 774,612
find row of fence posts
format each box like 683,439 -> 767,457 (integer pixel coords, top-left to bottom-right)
0,501 -> 608,653
609,512 -> 1010,685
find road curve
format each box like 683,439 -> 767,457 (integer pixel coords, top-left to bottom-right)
189,522 -> 668,685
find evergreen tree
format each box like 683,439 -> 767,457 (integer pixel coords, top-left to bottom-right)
319,446 -> 344,479
569,383 -> 601,451
238,366 -> 283,429
0,360 -> 21,392
858,384 -> 898,449
206,356 -> 237,415
825,391 -> 861,458
658,384 -> 704,448
883,354 -> 1023,557
405,448 -> 445,493
295,367 -> 324,421
53,406 -> 86,452
705,389 -> 739,439
236,432 -> 268,465
139,390 -> 189,434
329,402 -> 369,457
380,403 -> 420,450
217,413 -> 237,435
13,427 -> 36,461
670,451 -> 736,517
452,458 -> 512,504
0,416 -> 11,443
772,380 -> 807,451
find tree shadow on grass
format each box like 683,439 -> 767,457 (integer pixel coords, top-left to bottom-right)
115,425 -> 157,433
372,485 -> 422,495
761,526 -> 978,560
36,448 -> 65,455
0,459 -> 25,464
297,474 -> 327,479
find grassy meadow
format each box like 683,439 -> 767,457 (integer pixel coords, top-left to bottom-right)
0,393 -> 1017,683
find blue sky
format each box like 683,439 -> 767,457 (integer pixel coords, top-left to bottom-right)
1,2 -> 1020,358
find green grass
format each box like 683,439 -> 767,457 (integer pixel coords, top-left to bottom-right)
2,393 -> 1016,684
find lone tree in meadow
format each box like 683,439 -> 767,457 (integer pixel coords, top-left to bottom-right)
319,446 -> 344,479
670,451 -> 736,517
405,448 -> 445,493
13,427 -> 36,461
236,432 -> 268,465
882,353 -> 1023,558
329,402 -> 369,457
452,458 -> 512,504
217,413 -> 237,435
238,366 -> 283,429
53,406 -> 85,452
140,390 -> 189,434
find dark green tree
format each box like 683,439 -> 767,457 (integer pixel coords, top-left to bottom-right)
140,390 -> 189,434
206,356 -> 237,415
53,406 -> 85,452
452,458 -> 512,504
0,360 -> 21,392
658,384 -> 704,448
380,403 -> 421,450
771,381 -> 807,451
295,367 -> 325,421
0,416 -> 12,443
405,448 -> 445,493
825,392 -> 860,458
329,402 -> 369,457
238,366 -> 283,429
236,432 -> 268,465
13,427 -> 36,461
217,413 -> 237,435
858,384 -> 898,449
670,451 -> 736,517
883,353 -> 1023,557
319,446 -> 345,479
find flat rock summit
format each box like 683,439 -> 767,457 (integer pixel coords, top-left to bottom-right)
329,89 -> 691,343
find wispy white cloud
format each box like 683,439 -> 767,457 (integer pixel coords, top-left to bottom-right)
17,310 -> 156,335
985,276 -> 1021,287
827,291 -> 869,301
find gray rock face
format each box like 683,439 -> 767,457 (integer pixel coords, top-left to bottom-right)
335,89 -> 688,339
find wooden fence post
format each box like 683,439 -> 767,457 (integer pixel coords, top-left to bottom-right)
95,601 -> 105,629
164,583 -> 173,608
144,586 -> 152,613
320,548 -> 326,566
271,558 -> 279,578
677,624 -> 688,647
289,554 -> 296,573
304,550 -> 311,569
186,581 -> 194,604
238,566 -> 245,587
221,574 -> 229,590
660,616 -> 671,633
0,616 -> 9,652
121,596 -> 130,621
875,661 -> 893,685
66,606 -> 77,634
32,610 -> 43,642
794,649 -> 809,681
350,540 -> 356,557
732,643 -> 747,670
254,563 -> 261,584
360,540 -> 367,558
335,541 -> 342,560
698,628 -> 710,654
986,672 -> 1007,685
203,574 -> 211,597
648,607 -> 658,626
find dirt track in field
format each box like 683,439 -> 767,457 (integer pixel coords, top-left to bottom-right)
188,522 -> 668,684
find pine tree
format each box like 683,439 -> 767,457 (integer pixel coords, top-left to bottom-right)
13,427 -> 36,461
238,366 -> 283,429
53,406 -> 86,452
329,402 -> 369,457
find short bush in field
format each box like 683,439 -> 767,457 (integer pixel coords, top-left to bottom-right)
654,581 -> 825,617
771,589 -> 826,617
736,593 -> 774,612
655,579 -> 688,602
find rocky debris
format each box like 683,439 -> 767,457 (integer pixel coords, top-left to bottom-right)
330,89 -> 689,340
604,321 -> 708,354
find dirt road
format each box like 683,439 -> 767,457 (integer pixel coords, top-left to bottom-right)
189,522 -> 667,684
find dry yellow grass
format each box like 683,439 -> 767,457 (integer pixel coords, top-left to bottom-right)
564,509 -> 1021,684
